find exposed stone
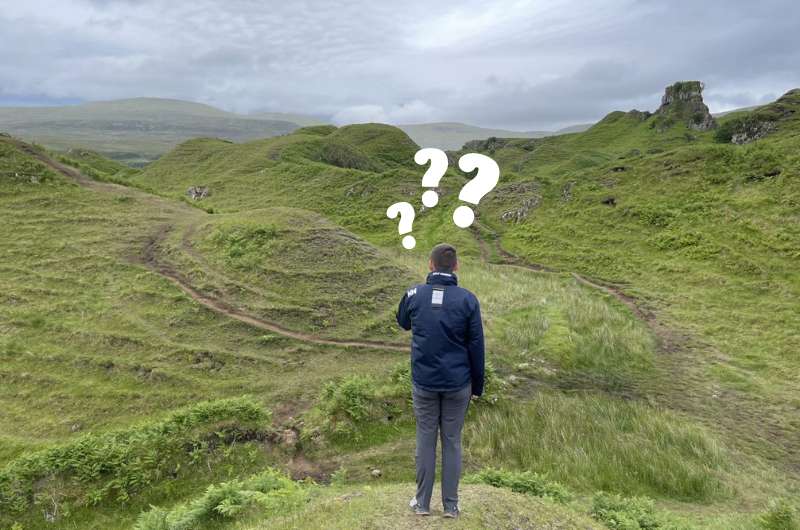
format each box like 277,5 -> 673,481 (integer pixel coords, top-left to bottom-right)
497,182 -> 540,223
186,186 -> 210,200
561,181 -> 575,202
371,468 -> 382,478
462,136 -> 511,154
654,81 -> 717,131
731,120 -> 777,144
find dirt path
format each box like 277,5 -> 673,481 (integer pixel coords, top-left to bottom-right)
26,145 -> 407,353
470,222 -> 655,324
141,225 -> 407,351
26,141 -> 659,352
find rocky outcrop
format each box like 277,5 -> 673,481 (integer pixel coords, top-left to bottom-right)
731,120 -> 777,144
187,186 -> 210,200
654,81 -> 717,131
497,182 -> 540,223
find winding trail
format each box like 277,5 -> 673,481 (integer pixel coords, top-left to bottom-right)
20,142 -> 407,352
23,140 -> 654,353
470,222 -> 654,324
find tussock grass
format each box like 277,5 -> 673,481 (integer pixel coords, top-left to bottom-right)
465,392 -> 731,501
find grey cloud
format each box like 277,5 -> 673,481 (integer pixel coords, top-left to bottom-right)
0,0 -> 798,129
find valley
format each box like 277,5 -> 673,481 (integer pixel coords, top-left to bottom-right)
0,81 -> 798,529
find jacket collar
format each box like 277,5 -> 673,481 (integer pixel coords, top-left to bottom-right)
426,271 -> 458,286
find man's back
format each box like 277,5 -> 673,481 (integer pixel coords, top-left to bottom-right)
396,270 -> 485,397
396,244 -> 485,518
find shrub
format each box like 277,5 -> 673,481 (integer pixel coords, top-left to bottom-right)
466,468 -> 572,503
590,492 -> 689,530
209,222 -> 278,268
759,499 -> 799,530
620,205 -> 676,228
134,468 -> 307,530
650,230 -> 702,251
319,140 -> 376,171
0,398 -> 270,515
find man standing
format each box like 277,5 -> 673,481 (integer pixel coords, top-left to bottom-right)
396,243 -> 485,519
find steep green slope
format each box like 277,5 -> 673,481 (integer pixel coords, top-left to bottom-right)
0,98 -> 300,166
457,85 -> 800,468
131,124 -> 481,255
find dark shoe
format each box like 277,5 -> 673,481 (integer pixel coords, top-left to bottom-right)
409,497 -> 430,516
443,506 -> 459,519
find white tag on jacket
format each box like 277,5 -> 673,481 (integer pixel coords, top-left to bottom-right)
431,288 -> 444,306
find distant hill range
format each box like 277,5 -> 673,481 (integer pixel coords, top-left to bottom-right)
0,98 -> 302,166
0,95 -> 757,166
0,97 -> 593,165
396,122 -> 591,150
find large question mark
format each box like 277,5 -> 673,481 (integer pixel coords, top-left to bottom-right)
453,153 -> 500,228
415,148 -> 449,208
386,202 -> 416,249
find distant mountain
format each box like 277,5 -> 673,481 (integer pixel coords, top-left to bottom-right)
397,121 -> 593,150
397,122 -> 549,150
0,97 -> 300,165
0,96 -> 599,164
554,123 -> 593,134
248,111 -> 328,127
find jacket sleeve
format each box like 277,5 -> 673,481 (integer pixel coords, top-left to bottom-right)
396,292 -> 412,331
467,296 -> 485,396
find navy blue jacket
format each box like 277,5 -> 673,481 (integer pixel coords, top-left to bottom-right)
396,271 -> 485,396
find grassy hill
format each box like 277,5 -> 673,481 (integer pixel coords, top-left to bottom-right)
1,81 -> 799,529
0,98 -> 300,166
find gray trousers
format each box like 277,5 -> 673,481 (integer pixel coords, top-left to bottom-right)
412,383 -> 471,511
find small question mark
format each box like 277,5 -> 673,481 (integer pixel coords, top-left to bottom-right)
386,202 -> 416,249
453,153 -> 500,228
415,148 -> 449,208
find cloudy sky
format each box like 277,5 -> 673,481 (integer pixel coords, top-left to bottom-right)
0,0 -> 798,130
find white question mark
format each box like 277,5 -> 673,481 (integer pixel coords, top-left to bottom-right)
453,153 -> 500,228
386,202 -> 416,249
415,148 -> 449,208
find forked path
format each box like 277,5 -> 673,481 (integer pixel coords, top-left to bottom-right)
27,143 -> 656,354
24,143 -> 406,352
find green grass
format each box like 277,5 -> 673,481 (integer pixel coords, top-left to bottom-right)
2,83 -> 799,528
245,482 -> 601,529
455,90 -> 800,469
158,208 -> 415,341
465,391 -> 733,501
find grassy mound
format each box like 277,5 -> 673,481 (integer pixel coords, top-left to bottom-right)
246,482 -> 600,529
0,136 -> 61,186
159,207 -> 415,341
0,398 -> 270,526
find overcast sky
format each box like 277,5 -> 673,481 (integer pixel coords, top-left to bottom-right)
0,0 -> 798,130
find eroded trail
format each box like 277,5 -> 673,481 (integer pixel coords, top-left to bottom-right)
32,145 -> 666,354
141,225 -> 407,351
29,147 -> 407,352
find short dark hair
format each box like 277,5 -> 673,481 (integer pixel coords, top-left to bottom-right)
430,244 -> 457,272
